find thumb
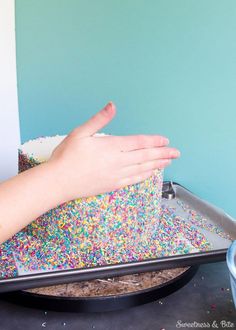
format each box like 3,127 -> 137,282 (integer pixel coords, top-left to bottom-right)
71,102 -> 116,138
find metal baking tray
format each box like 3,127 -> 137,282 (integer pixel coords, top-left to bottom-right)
0,182 -> 235,293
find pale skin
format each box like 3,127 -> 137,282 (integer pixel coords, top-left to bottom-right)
0,102 -> 180,244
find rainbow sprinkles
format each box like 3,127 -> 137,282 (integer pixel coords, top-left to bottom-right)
0,135 -> 230,279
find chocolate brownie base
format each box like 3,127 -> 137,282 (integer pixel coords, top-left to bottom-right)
25,267 -> 189,297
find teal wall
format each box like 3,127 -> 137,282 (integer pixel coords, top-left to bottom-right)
15,1 -> 236,217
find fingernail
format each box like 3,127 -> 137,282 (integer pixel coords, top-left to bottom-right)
104,102 -> 113,112
163,137 -> 169,145
171,150 -> 180,157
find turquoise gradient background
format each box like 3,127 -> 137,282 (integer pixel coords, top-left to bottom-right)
15,1 -> 236,217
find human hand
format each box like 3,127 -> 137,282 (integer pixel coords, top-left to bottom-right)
49,102 -> 180,202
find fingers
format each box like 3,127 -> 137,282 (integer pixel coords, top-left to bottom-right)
110,134 -> 169,152
121,159 -> 171,177
70,102 -> 116,138
116,154 -> 176,189
117,170 -> 154,189
121,147 -> 180,166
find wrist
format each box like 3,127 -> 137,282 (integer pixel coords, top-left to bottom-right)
44,159 -> 72,205
31,161 -> 66,208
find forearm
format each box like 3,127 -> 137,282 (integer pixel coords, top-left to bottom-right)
0,162 -> 62,244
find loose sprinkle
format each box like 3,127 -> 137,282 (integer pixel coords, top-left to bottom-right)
176,200 -> 233,240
